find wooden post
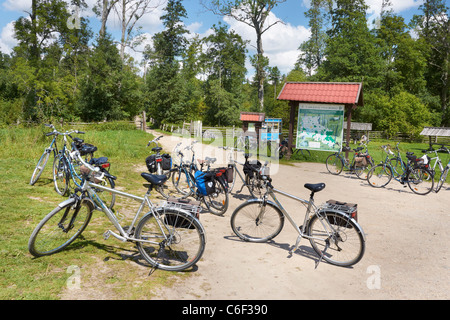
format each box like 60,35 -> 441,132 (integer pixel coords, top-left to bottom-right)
287,101 -> 296,159
345,104 -> 354,160
142,111 -> 146,131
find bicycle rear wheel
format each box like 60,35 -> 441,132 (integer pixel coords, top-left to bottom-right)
28,199 -> 93,257
135,209 -> 206,271
171,169 -> 193,197
406,167 -> 434,195
307,211 -> 365,267
367,164 -> 392,187
30,151 -> 51,185
230,200 -> 284,243
326,154 -> 343,175
203,179 -> 229,216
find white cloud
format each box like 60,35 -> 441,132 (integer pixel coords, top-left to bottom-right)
223,11 -> 310,76
2,0 -> 31,11
0,21 -> 17,54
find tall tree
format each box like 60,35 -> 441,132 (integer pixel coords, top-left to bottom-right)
296,0 -> 332,76
203,0 -> 286,111
201,23 -> 248,125
316,0 -> 383,88
411,0 -> 449,125
145,0 -> 189,124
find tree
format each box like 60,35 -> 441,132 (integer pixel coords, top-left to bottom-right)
411,0 -> 449,125
201,23 -> 248,125
375,0 -> 426,96
203,0 -> 286,111
316,0 -> 383,88
145,0 -> 189,124
296,0 -> 332,76
113,0 -> 163,61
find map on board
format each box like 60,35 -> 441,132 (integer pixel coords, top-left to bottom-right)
296,104 -> 344,152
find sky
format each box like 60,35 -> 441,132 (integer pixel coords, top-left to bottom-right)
0,0 -> 426,77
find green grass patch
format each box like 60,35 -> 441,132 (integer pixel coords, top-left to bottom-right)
0,124 -> 193,300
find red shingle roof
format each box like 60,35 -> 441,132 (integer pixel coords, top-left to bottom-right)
277,82 -> 363,106
240,112 -> 265,122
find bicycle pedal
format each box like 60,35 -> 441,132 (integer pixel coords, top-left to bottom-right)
103,230 -> 111,240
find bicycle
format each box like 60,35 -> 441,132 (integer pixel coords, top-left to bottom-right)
230,176 -> 366,267
28,149 -> 206,272
367,145 -> 434,195
277,138 -> 311,159
145,136 -> 175,199
325,142 -> 373,179
171,143 -> 229,216
219,146 -> 266,198
52,130 -> 116,210
421,144 -> 450,180
435,159 -> 450,193
30,124 -> 60,185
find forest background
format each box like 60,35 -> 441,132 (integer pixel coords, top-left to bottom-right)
0,0 -> 448,138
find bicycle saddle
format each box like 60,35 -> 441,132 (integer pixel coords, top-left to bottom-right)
73,137 -> 84,144
205,157 -> 216,163
141,172 -> 167,186
152,147 -> 162,152
89,157 -> 108,165
304,183 -> 326,193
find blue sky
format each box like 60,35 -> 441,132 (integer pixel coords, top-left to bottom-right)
0,0 -> 425,76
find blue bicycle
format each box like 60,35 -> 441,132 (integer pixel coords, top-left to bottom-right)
30,124 -> 61,185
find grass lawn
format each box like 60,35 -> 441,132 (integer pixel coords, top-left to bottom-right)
0,124 -> 188,300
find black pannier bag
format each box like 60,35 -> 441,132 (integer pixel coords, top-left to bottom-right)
226,165 -> 234,183
162,153 -> 172,170
243,160 -> 261,177
145,155 -> 157,173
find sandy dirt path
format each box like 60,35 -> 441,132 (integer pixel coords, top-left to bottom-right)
147,130 -> 449,300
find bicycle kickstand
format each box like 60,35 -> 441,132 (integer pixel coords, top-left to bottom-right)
288,235 -> 302,257
315,239 -> 330,269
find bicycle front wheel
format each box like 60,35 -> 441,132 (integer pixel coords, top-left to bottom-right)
28,199 -> 93,257
406,167 -> 434,195
30,151 -> 51,185
326,154 -> 343,175
367,164 -> 392,188
135,209 -> 206,271
230,200 -> 284,243
435,168 -> 449,193
307,211 -> 365,267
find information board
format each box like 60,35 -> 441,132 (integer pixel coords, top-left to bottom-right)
296,104 -> 344,152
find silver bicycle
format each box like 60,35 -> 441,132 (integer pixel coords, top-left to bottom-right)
28,150 -> 206,272
230,176 -> 366,267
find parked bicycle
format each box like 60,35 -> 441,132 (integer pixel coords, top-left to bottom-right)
435,159 -> 450,193
170,142 -> 229,216
421,144 -> 450,180
277,138 -> 311,159
30,124 -> 61,185
325,142 -> 373,179
230,176 -> 365,267
219,146 -> 267,198
367,145 -> 434,195
28,149 -> 206,272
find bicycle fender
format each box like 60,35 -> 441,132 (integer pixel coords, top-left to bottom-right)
57,198 -> 76,208
245,198 -> 279,208
141,207 -> 207,242
317,208 -> 366,240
